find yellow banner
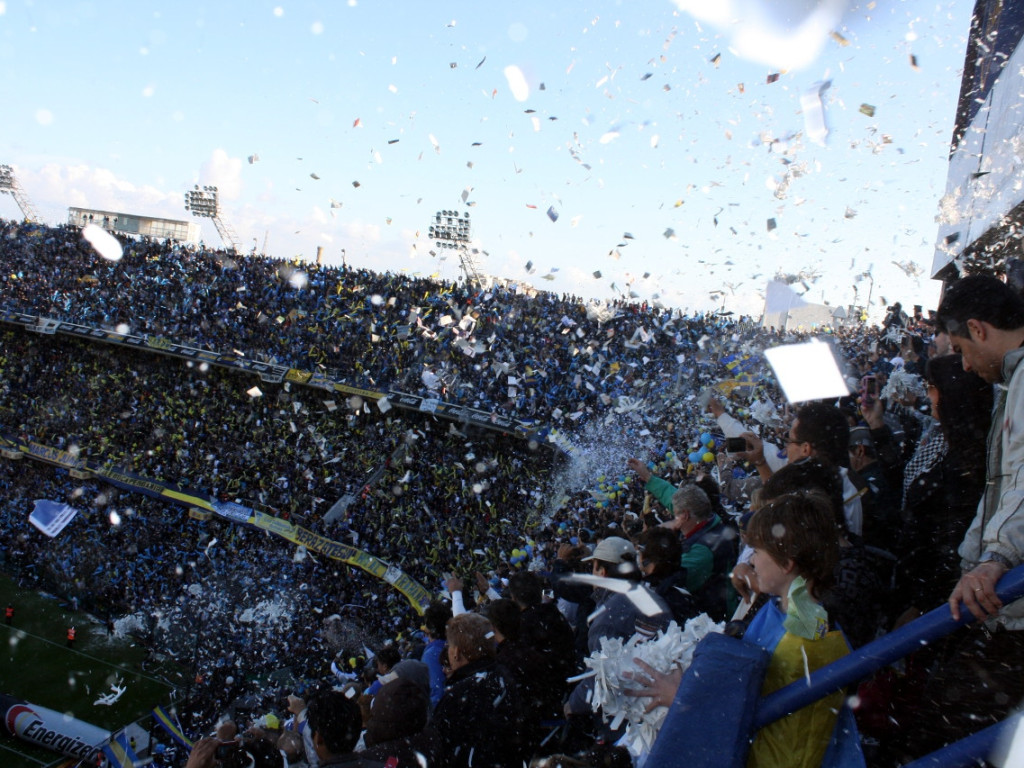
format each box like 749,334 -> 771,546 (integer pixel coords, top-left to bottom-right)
249,512 -> 431,613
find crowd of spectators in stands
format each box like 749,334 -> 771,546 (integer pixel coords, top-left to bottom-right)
0,218 -> 991,766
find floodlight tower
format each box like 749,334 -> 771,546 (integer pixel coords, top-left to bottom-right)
0,164 -> 41,222
429,208 -> 484,287
184,185 -> 242,253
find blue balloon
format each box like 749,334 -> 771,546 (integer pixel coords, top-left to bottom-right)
699,432 -> 713,445
688,451 -> 702,463
570,536 -> 579,546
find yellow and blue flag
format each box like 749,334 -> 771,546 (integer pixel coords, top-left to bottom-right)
101,731 -> 139,768
152,705 -> 192,749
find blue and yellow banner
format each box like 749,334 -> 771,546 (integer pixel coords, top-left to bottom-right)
151,706 -> 192,749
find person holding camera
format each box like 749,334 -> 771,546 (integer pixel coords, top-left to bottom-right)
183,732 -> 284,768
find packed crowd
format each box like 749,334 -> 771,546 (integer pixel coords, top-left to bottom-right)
0,219 -> 760,428
1,219 -> 1021,767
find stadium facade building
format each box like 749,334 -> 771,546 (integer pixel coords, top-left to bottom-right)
68,206 -> 200,244
933,0 -> 1024,281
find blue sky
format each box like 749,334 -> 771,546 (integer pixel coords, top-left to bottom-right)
0,1 -> 972,318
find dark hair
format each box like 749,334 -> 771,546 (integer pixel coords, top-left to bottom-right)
793,403 -> 851,467
926,354 -> 993,481
363,678 -> 429,748
762,457 -> 846,535
637,527 -> 682,578
375,644 -> 402,670
937,274 -> 1024,335
902,334 -> 926,357
422,600 -> 453,639
692,474 -> 725,518
235,737 -> 284,768
745,490 -> 839,599
484,598 -> 522,641
507,571 -> 543,608
642,511 -> 663,529
305,690 -> 362,756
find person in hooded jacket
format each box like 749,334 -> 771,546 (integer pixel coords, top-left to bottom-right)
636,526 -> 699,626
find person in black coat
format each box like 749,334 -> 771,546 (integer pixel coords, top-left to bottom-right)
422,612 -> 528,768
507,572 -> 577,717
894,353 -> 992,623
636,526 -> 699,626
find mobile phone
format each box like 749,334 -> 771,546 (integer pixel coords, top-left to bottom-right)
725,437 -> 747,454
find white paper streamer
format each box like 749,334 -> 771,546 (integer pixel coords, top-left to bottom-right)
582,615 -> 723,756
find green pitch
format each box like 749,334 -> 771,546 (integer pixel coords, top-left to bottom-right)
0,573 -> 183,767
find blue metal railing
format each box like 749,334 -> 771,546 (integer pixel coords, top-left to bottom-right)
753,565 -> 1024,765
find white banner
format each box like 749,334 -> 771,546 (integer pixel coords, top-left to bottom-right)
28,500 -> 78,538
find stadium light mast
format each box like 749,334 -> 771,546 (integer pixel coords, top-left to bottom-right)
0,164 -> 41,223
429,208 -> 484,287
184,185 -> 242,253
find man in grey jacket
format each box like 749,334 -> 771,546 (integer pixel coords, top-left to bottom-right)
887,273 -> 1024,760
940,274 -> 1024,624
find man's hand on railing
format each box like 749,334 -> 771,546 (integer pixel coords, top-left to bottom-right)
949,560 -> 1007,622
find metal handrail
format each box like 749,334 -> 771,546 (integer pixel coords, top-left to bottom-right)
754,564 -> 1024,729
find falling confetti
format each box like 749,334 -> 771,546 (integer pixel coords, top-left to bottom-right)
891,259 -> 924,278
504,65 -> 530,101
546,206 -> 559,222
801,80 -> 831,146
859,103 -> 876,117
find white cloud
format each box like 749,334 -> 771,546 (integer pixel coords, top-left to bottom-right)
25,163 -> 180,219
341,220 -> 381,242
198,148 -> 244,201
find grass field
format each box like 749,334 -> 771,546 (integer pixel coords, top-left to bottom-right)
0,573 -> 183,767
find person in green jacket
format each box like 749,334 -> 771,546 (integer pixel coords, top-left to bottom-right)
627,458 -> 739,621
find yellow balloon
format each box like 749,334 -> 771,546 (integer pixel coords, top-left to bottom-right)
702,452 -> 715,463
